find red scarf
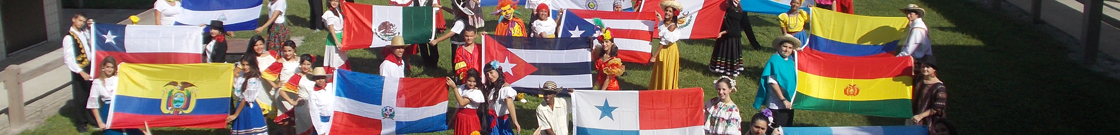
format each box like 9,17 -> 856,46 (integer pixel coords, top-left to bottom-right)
214,35 -> 226,43
386,53 -> 405,66
314,84 -> 325,91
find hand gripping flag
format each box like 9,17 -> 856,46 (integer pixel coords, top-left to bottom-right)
109,63 -> 234,129
562,9 -> 657,64
806,7 -> 909,57
340,2 -> 436,51
572,88 -> 705,135
330,69 -> 449,134
793,49 -> 914,118
636,0 -> 725,39
90,23 -> 204,79
178,0 -> 263,31
483,35 -> 593,95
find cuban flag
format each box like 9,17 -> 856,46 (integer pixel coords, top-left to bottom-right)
329,69 -> 448,134
561,9 -> 656,64
90,23 -> 204,79
572,88 -> 705,135
177,0 -> 263,31
482,35 -> 593,94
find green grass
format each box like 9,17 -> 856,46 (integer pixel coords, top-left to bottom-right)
26,0 -> 1120,134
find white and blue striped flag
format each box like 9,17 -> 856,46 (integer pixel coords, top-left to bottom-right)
177,0 -> 263,31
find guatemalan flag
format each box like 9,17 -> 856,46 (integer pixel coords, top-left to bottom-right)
90,23 -> 204,79
561,9 -> 657,64
572,88 -> 705,135
330,69 -> 448,134
637,0 -> 725,39
177,0 -> 262,31
483,35 -> 593,94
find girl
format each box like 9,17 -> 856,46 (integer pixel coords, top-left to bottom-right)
746,113 -> 770,135
484,63 -> 521,135
244,35 -> 276,116
256,0 -> 290,51
594,30 -> 624,90
282,54 -> 316,134
710,0 -> 757,77
265,40 -> 301,135
530,4 -> 556,38
230,56 -> 269,135
322,0 -> 349,72
153,0 -> 181,26
204,20 -> 228,63
778,0 -> 809,46
447,70 -> 486,135
87,56 -> 143,135
649,0 -> 682,90
704,76 -> 741,135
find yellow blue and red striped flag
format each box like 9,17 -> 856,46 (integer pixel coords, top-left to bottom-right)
806,7 -> 910,57
108,63 -> 234,129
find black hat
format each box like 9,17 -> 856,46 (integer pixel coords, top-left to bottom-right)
209,20 -> 225,32
919,55 -> 937,70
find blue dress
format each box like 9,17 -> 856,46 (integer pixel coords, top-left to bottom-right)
98,102 -> 144,135
232,77 -> 269,135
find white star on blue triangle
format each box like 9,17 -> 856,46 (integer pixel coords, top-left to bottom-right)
596,99 -> 618,120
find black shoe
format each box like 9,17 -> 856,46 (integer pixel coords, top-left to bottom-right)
76,125 -> 89,133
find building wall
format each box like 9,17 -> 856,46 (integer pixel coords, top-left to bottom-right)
1,0 -> 53,56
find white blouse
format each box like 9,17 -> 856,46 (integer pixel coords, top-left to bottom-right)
154,0 -> 182,26
234,77 -> 264,103
268,0 -> 288,24
532,18 -> 557,37
322,11 -> 344,33
489,87 -> 518,115
277,58 -> 300,83
457,85 -> 486,109
87,76 -> 118,109
658,24 -> 681,46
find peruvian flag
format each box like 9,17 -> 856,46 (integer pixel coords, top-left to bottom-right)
572,88 -> 705,134
639,0 -> 726,39
330,69 -> 449,134
340,2 -> 436,51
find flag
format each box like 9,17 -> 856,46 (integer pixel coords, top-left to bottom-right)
807,7 -> 909,57
793,49 -> 914,118
637,0 -> 725,39
341,2 -> 436,51
740,0 -> 812,15
90,24 -> 204,79
572,88 -> 705,135
480,0 -> 527,7
483,35 -> 593,94
782,126 -> 929,135
330,69 -> 448,134
177,0 -> 262,31
108,63 -> 234,129
562,9 -> 657,64
550,0 -> 633,11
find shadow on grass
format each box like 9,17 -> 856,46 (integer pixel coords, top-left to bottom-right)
58,99 -> 91,132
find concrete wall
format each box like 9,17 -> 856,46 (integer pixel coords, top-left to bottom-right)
0,0 -> 60,60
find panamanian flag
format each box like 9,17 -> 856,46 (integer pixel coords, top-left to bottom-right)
177,0 -> 263,31
482,35 -> 593,94
572,88 -> 705,135
90,23 -> 204,79
329,69 -> 448,134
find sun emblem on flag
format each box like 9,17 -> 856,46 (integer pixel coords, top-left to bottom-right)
585,0 -> 598,9
844,84 -> 861,96
160,81 -> 198,115
381,106 -> 396,120
376,21 -> 401,42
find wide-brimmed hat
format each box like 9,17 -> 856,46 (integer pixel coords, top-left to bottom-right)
312,67 -> 329,76
539,81 -> 561,94
454,0 -> 477,16
388,36 -> 407,47
899,4 -> 926,17
919,55 -> 938,70
660,0 -> 682,11
208,20 -> 225,32
771,34 -> 801,48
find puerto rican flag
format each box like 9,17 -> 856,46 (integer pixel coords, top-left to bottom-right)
90,23 -> 204,79
638,0 -> 725,39
572,88 -> 705,135
482,35 -> 593,94
329,69 -> 448,134
561,9 -> 657,64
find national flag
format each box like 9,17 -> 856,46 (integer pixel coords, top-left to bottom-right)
793,49 -> 914,118
807,7 -> 909,57
740,0 -> 812,15
108,63 -> 234,129
482,35 -> 593,94
480,0 -> 527,7
572,88 -> 705,135
782,126 -> 929,135
550,0 -> 633,11
562,9 -> 657,64
90,24 -> 204,79
340,2 -> 436,51
330,69 -> 448,134
637,0 -> 725,39
177,0 -> 262,31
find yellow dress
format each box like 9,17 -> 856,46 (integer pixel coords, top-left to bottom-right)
650,25 -> 680,90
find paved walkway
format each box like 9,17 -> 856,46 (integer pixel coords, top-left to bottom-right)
1000,0 -> 1120,79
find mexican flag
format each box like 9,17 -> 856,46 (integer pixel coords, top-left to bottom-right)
341,2 -> 435,51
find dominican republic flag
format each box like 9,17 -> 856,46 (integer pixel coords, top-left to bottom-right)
562,9 -> 657,64
782,126 -> 929,135
550,0 -> 634,11
90,23 -> 204,79
637,0 -> 725,39
340,2 -> 436,51
177,0 -> 262,31
330,69 -> 448,134
483,35 -> 593,94
572,88 -> 705,135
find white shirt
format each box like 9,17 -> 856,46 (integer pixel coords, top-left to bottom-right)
154,0 -> 182,26
205,40 -> 216,62
322,11 -> 344,33
306,82 -> 336,135
532,18 -> 557,38
269,0 -> 287,24
897,18 -> 932,59
234,77 -> 265,103
380,59 -> 406,78
62,27 -> 92,75
658,24 -> 681,46
489,87 -> 518,115
87,76 -> 118,109
277,59 -> 300,83
456,85 -> 486,109
257,55 -> 277,74
536,97 -> 570,135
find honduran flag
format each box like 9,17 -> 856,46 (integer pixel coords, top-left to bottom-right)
109,63 -> 234,129
806,7 -> 909,57
572,88 -> 705,135
176,0 -> 262,31
340,2 -> 436,51
793,49 -> 914,118
782,126 -> 929,135
483,35 -> 593,94
740,0 -> 812,15
637,0 -> 725,39
90,23 -> 204,79
330,69 -> 448,134
562,9 -> 657,64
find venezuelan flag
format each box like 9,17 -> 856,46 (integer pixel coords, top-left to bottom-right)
792,49 -> 914,118
807,7 -> 910,57
110,63 -> 234,129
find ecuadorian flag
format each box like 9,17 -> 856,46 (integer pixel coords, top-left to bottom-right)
793,49 -> 914,118
807,7 -> 910,57
109,63 -> 234,129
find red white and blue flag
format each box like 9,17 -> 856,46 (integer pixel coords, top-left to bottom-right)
329,69 -> 448,134
483,35 -> 593,94
572,88 -> 706,135
90,23 -> 204,79
561,9 -> 657,64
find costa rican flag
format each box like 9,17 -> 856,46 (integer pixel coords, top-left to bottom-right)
177,0 -> 263,31
572,88 -> 705,135
561,9 -> 657,64
89,23 -> 204,79
482,35 -> 593,94
329,69 -> 449,134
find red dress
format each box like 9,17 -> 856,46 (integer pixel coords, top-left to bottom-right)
594,57 -> 624,90
454,44 -> 482,80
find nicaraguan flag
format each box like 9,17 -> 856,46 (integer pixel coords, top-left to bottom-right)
572,88 -> 705,135
90,23 -> 204,79
482,35 -> 593,95
178,0 -> 263,31
782,126 -> 929,135
329,69 -> 448,134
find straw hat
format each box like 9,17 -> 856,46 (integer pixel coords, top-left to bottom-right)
899,4 -> 926,17
454,0 -> 477,16
388,36 -> 407,47
659,0 -> 682,11
312,67 -> 329,76
771,35 -> 801,48
539,81 -> 561,94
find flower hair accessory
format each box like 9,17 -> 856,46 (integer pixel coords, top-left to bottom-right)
712,76 -> 736,90
761,109 -> 775,127
489,61 -> 501,69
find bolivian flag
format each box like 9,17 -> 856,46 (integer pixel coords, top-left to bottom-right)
793,49 -> 914,118
109,63 -> 233,129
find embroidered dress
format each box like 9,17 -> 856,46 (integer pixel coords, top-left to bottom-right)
649,24 -> 680,90
594,57 -> 623,90
709,9 -> 749,77
232,77 -> 269,135
266,0 -> 290,50
704,98 -> 742,135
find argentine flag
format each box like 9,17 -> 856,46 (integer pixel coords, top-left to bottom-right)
177,0 -> 263,31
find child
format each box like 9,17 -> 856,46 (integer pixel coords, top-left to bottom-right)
704,76 -> 742,135
453,27 -> 481,81
531,4 -> 557,38
447,70 -> 487,135
594,28 -> 624,90
87,56 -> 144,135
230,56 -> 269,135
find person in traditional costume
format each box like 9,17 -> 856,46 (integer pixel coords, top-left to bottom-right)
492,0 -> 527,37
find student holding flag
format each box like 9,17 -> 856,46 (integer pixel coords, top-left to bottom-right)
86,56 -> 144,135
257,0 -> 290,51
63,13 -> 94,133
531,4 -> 557,38
322,0 -> 349,72
447,70 -> 486,135
649,1 -> 683,90
755,35 -> 801,127
153,0 -> 182,26
230,56 -> 270,135
710,0 -> 762,77
492,0 -> 527,37
594,28 -> 624,90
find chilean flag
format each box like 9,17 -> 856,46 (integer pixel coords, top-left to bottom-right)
330,69 -> 449,134
90,23 -> 204,79
572,88 -> 705,135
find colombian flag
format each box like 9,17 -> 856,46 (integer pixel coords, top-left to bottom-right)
109,63 -> 234,129
807,7 -> 910,57
793,49 -> 914,118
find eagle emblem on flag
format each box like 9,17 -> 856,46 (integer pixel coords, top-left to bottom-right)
376,21 -> 400,41
161,81 -> 198,115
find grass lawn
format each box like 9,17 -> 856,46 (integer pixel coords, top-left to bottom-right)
27,0 -> 1120,134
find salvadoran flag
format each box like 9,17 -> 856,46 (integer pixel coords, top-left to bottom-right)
550,0 -> 633,11
740,0 -> 813,15
330,69 -> 448,134
782,126 -> 929,135
483,35 -> 593,94
177,0 -> 262,31
807,7 -> 909,57
637,0 -> 725,39
90,23 -> 204,79
562,9 -> 656,64
572,88 -> 705,135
